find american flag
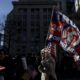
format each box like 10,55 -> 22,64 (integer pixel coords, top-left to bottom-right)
46,8 -> 64,45
45,8 -> 64,58
46,7 -> 80,55
59,17 -> 80,54
45,8 -> 65,59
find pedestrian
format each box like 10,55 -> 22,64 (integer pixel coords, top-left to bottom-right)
15,54 -> 28,80
39,47 -> 57,80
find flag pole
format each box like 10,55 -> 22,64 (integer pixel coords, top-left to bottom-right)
45,6 -> 59,47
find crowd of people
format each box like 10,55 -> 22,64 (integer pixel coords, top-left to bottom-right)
0,47 -> 80,80
0,47 -> 41,80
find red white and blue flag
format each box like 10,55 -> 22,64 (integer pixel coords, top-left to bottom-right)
46,8 -> 80,55
46,8 -> 64,44
59,12 -> 80,55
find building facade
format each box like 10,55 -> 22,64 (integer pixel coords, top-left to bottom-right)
4,0 -> 57,56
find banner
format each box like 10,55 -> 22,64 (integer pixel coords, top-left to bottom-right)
46,8 -> 80,55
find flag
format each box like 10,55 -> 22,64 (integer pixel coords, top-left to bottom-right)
46,8 -> 80,55
46,8 -> 64,45
59,12 -> 80,54
45,8 -> 63,58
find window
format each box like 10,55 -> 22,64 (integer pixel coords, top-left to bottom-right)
43,21 -> 48,26
18,8 -> 27,14
35,8 -> 40,14
23,28 -> 27,32
36,14 -> 40,19
17,21 -> 22,26
31,8 -> 35,14
31,14 -> 35,19
66,1 -> 74,13
36,21 -> 40,26
43,14 -> 47,20
16,47 -> 21,52
48,14 -> 51,20
44,30 -> 48,34
23,8 -> 27,13
59,1 -> 62,10
17,28 -> 22,33
23,15 -> 27,20
31,28 -> 35,32
21,33 -> 27,42
31,21 -> 35,26
36,35 -> 40,39
23,21 -> 27,27
36,28 -> 40,31
35,8 -> 39,11
48,8 -> 52,14
43,35 -> 47,42
22,45 -> 26,52
43,8 -> 47,13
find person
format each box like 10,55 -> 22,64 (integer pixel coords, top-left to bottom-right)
39,47 -> 57,80
0,47 -> 14,80
15,54 -> 28,80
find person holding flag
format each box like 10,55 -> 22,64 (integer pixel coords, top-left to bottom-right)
47,7 -> 80,62
39,7 -> 63,80
40,6 -> 80,80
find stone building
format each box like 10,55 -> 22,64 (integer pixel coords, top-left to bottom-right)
4,0 -> 57,56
